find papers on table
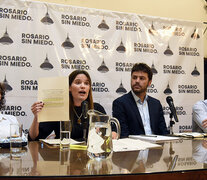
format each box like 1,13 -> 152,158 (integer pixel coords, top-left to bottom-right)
41,136 -> 179,152
42,138 -> 161,152
40,139 -> 83,145
173,132 -> 207,138
112,138 -> 161,152
129,135 -> 180,143
40,139 -> 86,150
38,76 -> 69,122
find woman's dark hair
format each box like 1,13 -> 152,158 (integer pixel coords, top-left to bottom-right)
69,70 -> 94,120
131,63 -> 153,81
0,83 -> 6,110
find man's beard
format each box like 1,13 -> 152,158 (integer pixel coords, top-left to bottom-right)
132,85 -> 148,95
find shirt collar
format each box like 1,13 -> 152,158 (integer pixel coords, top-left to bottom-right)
131,90 -> 148,104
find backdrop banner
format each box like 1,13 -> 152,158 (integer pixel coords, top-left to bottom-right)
0,0 -> 204,133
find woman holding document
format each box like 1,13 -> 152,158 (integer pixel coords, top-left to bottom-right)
28,70 -> 106,141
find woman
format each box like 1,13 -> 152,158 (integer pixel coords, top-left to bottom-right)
28,70 -> 106,141
0,83 -> 19,138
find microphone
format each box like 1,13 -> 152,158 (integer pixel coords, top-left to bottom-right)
82,100 -> 88,119
81,100 -> 89,141
166,96 -> 179,122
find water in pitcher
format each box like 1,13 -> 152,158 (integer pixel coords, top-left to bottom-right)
87,122 -> 113,160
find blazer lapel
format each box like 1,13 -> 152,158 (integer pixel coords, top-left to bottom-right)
147,97 -> 155,131
128,92 -> 144,128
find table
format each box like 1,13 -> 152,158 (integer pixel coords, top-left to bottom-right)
0,139 -> 207,179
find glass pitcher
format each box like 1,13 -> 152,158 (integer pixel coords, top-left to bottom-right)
86,158 -> 113,175
87,110 -> 120,160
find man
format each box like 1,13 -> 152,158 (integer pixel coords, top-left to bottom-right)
112,63 -> 168,138
192,100 -> 207,133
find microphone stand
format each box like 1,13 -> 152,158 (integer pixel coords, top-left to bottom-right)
169,113 -> 175,135
168,155 -> 178,171
82,116 -> 88,143
82,101 -> 88,143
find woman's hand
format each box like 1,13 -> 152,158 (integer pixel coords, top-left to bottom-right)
31,102 -> 44,117
202,119 -> 207,129
29,102 -> 43,140
202,140 -> 207,149
112,131 -> 118,139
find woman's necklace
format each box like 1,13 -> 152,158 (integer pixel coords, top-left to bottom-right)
73,108 -> 83,124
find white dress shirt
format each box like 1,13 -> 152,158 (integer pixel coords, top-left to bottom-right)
192,140 -> 207,163
131,91 -> 152,135
192,100 -> 207,133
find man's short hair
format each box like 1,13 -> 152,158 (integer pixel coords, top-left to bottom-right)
131,63 -> 153,81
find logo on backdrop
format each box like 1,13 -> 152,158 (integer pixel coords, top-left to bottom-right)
22,33 -> 54,45
1,105 -> 26,116
61,14 -> 90,27
163,26 -> 185,36
62,34 -> 74,49
163,65 -> 185,74
116,40 -> 126,53
0,28 -> 13,45
0,55 -> 32,68
97,58 -> 109,73
1,75 -> 12,92
147,83 -> 158,94
81,38 -> 109,50
191,27 -> 200,39
116,80 -> 127,94
41,6 -> 54,25
115,61 -> 134,72
179,46 -> 200,56
164,83 -> 172,95
178,85 -> 200,94
116,20 -> 141,31
92,82 -> 109,92
0,7 -> 32,21
115,61 -> 158,74
149,24 -> 187,37
151,62 -> 158,75
61,59 -> 90,70
148,22 -> 158,36
134,42 -> 157,53
163,106 -> 186,116
163,64 -> 200,76
164,43 -> 173,56
191,64 -> 200,76
179,125 -> 192,133
40,54 -> 54,70
98,17 -> 109,30
173,27 -> 185,36
21,80 -> 38,91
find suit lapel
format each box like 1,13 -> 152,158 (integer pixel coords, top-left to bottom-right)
128,92 -> 144,128
147,96 -> 154,131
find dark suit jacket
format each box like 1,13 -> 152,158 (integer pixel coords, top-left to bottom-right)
112,91 -> 169,138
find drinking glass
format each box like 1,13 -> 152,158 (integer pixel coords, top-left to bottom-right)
60,120 -> 71,150
10,123 -> 23,156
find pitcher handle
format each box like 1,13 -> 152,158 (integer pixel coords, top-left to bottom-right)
110,117 -> 121,139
